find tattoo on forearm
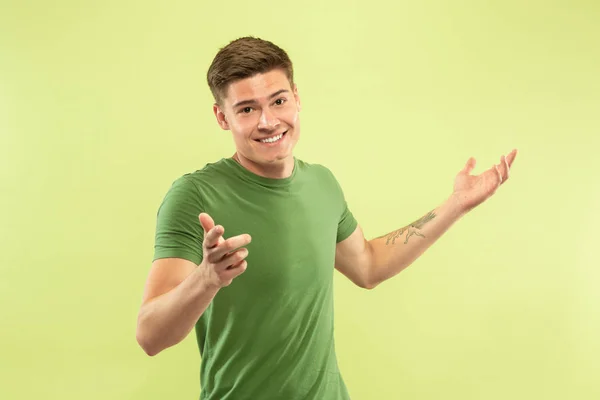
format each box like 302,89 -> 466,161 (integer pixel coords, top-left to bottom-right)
380,210 -> 436,245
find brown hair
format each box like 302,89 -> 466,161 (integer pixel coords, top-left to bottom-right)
207,36 -> 294,105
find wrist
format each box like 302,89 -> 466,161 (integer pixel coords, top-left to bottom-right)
446,192 -> 470,218
196,264 -> 222,294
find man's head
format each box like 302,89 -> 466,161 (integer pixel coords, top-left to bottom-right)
207,37 -> 301,170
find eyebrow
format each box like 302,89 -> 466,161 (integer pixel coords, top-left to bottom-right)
232,89 -> 290,109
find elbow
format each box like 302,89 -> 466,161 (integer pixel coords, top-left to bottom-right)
136,314 -> 162,357
136,330 -> 160,357
361,253 -> 379,290
359,270 -> 379,290
361,279 -> 379,290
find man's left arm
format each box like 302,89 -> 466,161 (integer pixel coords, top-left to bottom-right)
335,149 -> 517,289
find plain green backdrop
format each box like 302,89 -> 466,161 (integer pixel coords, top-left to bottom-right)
1,0 -> 599,399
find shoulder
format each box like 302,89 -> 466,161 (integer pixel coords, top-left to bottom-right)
158,159 -> 234,210
180,158 -> 232,187
296,158 -> 337,180
166,158 -> 231,193
295,158 -> 345,196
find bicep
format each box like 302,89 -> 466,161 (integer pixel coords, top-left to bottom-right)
141,258 -> 197,305
154,176 -> 204,265
334,224 -> 373,289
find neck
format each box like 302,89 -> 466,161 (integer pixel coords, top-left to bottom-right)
232,152 -> 294,179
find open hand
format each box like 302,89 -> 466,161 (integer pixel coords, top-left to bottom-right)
198,213 -> 252,289
452,149 -> 518,213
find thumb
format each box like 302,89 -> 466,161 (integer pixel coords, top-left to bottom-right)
199,213 -> 215,233
461,157 -> 476,174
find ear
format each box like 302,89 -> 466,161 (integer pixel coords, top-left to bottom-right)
213,103 -> 230,130
293,84 -> 301,112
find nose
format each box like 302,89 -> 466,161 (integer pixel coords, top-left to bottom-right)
257,108 -> 280,131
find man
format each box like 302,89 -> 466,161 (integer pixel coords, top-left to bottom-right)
136,37 -> 517,399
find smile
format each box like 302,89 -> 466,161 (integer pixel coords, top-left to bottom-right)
256,131 -> 287,144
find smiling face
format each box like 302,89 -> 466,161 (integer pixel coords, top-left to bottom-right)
213,69 -> 301,176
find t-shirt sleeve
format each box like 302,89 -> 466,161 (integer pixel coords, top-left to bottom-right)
153,175 -> 204,265
337,200 -> 358,243
326,168 -> 358,243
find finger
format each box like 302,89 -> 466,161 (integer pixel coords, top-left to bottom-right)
227,258 -> 246,270
494,164 -> 503,184
215,247 -> 249,271
220,260 -> 248,281
199,213 -> 215,233
204,225 -> 225,250
506,148 -> 518,167
208,234 -> 252,262
502,155 -> 510,183
498,155 -> 507,182
462,157 -> 476,174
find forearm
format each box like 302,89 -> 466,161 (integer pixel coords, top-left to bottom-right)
367,194 -> 466,286
136,268 -> 220,356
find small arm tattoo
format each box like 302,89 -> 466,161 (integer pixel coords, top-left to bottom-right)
381,210 -> 437,245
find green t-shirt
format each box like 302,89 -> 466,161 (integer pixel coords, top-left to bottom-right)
153,157 -> 358,400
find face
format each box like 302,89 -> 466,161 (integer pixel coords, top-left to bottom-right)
213,69 -> 301,168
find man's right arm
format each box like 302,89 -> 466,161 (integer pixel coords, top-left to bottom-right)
136,213 -> 251,356
135,257 -> 220,356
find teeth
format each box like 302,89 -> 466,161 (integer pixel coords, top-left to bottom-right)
260,133 -> 283,143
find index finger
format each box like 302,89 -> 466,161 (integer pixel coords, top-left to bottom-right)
204,225 -> 224,249
211,233 -> 252,260
506,149 -> 518,167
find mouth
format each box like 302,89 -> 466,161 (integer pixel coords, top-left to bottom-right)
254,131 -> 288,145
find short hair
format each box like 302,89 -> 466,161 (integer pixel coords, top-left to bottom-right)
207,36 -> 294,105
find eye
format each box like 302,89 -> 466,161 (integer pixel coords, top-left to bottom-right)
274,98 -> 286,106
241,107 -> 253,114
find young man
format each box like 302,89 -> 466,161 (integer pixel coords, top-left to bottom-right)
136,37 -> 517,399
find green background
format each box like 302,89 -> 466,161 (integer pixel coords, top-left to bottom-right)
1,0 -> 598,399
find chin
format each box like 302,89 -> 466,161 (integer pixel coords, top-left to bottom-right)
261,155 -> 289,164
